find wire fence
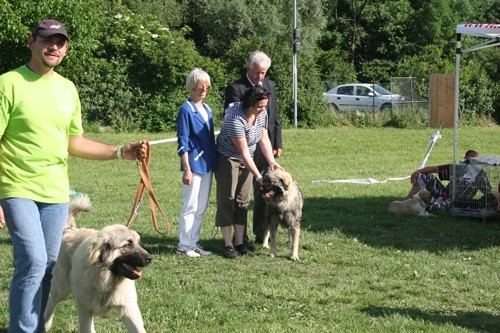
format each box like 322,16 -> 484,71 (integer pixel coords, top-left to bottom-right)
390,77 -> 428,112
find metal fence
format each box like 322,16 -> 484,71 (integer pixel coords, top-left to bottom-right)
390,77 -> 428,112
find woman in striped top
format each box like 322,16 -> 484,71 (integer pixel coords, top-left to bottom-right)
215,86 -> 282,259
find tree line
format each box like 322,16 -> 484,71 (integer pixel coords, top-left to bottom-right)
1,0 -> 498,131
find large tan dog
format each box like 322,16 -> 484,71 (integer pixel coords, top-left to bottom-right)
44,194 -> 152,333
388,189 -> 433,217
260,168 -> 303,261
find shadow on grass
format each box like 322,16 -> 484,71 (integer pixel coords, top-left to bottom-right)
140,233 -> 177,255
0,238 -> 11,246
302,196 -> 500,252
140,230 -> 227,257
121,195 -> 500,256
361,306 -> 500,333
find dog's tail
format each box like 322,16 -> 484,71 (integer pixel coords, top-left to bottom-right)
67,194 -> 91,228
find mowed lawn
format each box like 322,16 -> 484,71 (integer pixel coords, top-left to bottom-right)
0,127 -> 499,332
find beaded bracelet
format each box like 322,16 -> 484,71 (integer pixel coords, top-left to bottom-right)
117,144 -> 124,159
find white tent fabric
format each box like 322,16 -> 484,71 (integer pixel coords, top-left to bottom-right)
453,24 -> 500,162
456,24 -> 500,38
470,155 -> 500,166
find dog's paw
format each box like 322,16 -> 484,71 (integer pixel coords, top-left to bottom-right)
418,211 -> 435,217
290,255 -> 300,261
269,253 -> 275,258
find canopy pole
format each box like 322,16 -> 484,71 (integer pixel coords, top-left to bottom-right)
453,32 -> 461,163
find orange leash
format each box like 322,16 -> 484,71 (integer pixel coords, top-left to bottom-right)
126,141 -> 170,234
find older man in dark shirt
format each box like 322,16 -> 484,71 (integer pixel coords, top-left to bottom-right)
224,51 -> 283,245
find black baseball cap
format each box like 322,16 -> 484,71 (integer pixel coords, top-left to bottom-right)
32,19 -> 69,40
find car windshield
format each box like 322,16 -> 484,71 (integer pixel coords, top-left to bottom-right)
373,85 -> 393,95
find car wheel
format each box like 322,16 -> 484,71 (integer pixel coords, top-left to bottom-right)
380,103 -> 392,112
328,103 -> 339,112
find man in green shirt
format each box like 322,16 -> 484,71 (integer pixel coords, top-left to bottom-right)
0,19 -> 147,333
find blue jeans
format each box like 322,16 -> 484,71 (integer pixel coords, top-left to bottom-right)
2,198 -> 68,333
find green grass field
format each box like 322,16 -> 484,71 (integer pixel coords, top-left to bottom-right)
1,127 -> 499,332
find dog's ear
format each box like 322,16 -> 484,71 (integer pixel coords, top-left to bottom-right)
262,167 -> 272,177
99,242 -> 113,265
88,239 -> 102,265
89,238 -> 112,266
419,190 -> 432,203
281,172 -> 292,190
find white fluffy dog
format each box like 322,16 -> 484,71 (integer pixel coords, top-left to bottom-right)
44,194 -> 152,333
388,189 -> 434,217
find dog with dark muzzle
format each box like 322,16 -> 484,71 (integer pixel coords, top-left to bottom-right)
260,168 -> 303,261
44,194 -> 152,333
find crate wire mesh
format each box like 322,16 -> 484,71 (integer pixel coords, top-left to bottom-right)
450,156 -> 500,219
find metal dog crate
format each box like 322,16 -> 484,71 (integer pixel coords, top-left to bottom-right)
450,158 -> 500,219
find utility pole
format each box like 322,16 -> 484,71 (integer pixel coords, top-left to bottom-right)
293,0 -> 300,128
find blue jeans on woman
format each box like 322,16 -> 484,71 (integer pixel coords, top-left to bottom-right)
2,198 -> 68,333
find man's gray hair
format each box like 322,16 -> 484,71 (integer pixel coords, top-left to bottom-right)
247,51 -> 271,70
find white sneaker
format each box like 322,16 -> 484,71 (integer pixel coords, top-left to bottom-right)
176,248 -> 201,257
194,245 -> 212,256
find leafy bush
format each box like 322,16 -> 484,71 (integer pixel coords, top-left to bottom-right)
1,0 -> 498,131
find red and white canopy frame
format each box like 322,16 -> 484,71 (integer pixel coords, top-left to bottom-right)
453,24 -> 500,162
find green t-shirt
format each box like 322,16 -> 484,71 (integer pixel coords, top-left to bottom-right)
0,65 -> 83,203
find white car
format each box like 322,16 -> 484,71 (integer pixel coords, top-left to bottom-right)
323,83 -> 403,111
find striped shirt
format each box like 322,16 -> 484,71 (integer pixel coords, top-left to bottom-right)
217,102 -> 268,161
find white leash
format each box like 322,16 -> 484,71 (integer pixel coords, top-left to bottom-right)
147,130 -> 443,186
312,176 -> 410,184
313,129 -> 442,185
149,131 -> 220,146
